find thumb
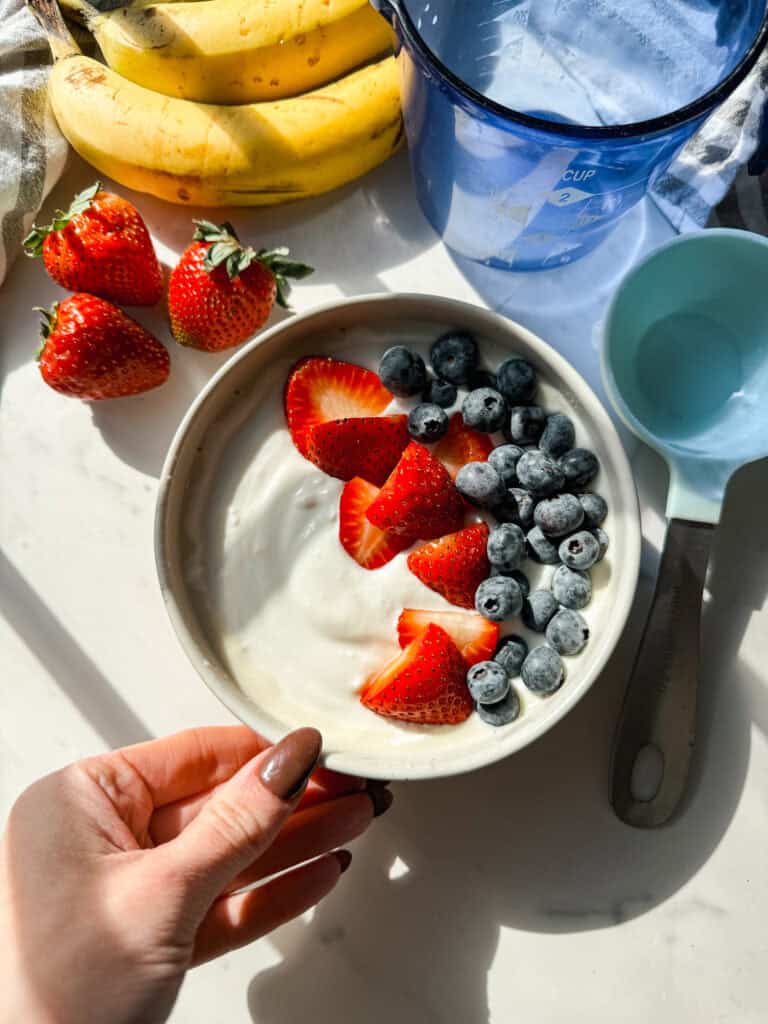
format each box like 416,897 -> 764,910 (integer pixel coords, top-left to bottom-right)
156,727 -> 321,910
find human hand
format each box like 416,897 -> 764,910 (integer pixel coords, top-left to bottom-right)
0,726 -> 390,1024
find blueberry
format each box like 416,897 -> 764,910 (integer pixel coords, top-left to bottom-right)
430,330 -> 479,385
546,609 -> 590,656
552,565 -> 593,610
506,569 -> 530,598
507,405 -> 546,445
497,358 -> 537,404
468,368 -> 498,391
559,530 -> 600,570
508,487 -> 535,529
455,461 -> 507,508
516,450 -> 565,497
521,590 -> 559,633
560,448 -> 599,488
534,493 -> 584,537
493,634 -> 528,677
407,403 -> 449,442
422,376 -> 457,408
466,661 -> 510,704
462,388 -> 508,433
521,645 -> 565,696
526,526 -> 560,565
488,444 -> 524,486
487,523 -> 526,572
539,413 -> 575,457
475,575 -> 523,622
591,527 -> 610,561
477,688 -> 521,726
379,346 -> 427,397
578,492 -> 608,528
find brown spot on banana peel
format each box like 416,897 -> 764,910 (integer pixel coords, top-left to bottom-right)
64,65 -> 108,87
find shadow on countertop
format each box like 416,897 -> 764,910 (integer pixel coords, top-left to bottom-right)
245,455 -> 767,1024
0,549 -> 153,748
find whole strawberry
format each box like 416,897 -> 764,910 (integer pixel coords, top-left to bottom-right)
168,221 -> 313,351
23,182 -> 163,306
37,293 -> 170,400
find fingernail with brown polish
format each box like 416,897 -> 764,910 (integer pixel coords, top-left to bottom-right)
258,727 -> 322,800
334,849 -> 352,874
367,785 -> 393,818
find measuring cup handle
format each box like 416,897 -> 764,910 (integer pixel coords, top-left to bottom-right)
368,0 -> 401,26
610,518 -> 714,828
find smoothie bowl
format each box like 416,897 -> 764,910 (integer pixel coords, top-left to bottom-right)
156,294 -> 640,779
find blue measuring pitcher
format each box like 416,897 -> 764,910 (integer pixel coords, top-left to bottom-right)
372,0 -> 768,271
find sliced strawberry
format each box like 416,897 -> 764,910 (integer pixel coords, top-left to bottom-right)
397,609 -> 499,667
366,441 -> 465,541
433,413 -> 494,479
407,522 -> 490,609
307,415 -> 409,487
339,477 -> 409,570
285,356 -> 393,457
361,623 -> 473,725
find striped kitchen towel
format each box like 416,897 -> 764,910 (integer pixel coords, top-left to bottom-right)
0,0 -> 66,287
652,48 -> 768,233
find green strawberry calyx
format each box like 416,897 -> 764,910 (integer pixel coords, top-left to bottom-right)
23,182 -> 102,258
193,220 -> 314,308
34,302 -> 59,359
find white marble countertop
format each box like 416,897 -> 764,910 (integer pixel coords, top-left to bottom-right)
3,151 -> 768,1023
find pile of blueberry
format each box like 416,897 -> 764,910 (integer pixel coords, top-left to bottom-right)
379,330 -> 609,728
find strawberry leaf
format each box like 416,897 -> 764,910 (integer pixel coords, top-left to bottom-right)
193,219 -> 241,245
23,181 -> 102,257
193,221 -> 313,295
66,181 -> 101,219
254,247 -> 314,307
34,303 -> 58,358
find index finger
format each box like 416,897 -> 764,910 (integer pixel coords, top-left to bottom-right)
117,726 -> 269,807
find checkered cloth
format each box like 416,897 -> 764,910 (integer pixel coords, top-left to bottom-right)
652,48 -> 768,231
0,0 -> 67,285
1,0 -> 768,286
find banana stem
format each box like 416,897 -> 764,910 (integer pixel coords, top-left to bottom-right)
27,0 -> 82,59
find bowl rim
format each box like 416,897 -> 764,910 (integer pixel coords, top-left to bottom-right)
155,293 -> 641,780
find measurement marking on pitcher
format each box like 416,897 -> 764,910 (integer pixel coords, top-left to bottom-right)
547,187 -> 592,207
546,175 -> 649,208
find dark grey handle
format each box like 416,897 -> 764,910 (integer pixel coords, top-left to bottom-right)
611,519 -> 714,828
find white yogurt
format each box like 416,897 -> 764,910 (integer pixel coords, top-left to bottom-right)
184,330 -> 613,759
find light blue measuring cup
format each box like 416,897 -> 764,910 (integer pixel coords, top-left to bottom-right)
602,229 -> 768,827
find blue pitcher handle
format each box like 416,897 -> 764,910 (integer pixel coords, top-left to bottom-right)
748,98 -> 768,175
369,0 -> 402,28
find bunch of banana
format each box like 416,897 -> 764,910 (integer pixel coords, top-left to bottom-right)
29,0 -> 402,207
60,0 -> 396,103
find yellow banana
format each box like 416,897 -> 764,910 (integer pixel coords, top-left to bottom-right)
62,0 -> 395,104
30,0 -> 402,207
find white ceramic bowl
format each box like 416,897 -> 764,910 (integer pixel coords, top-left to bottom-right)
156,294 -> 640,780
